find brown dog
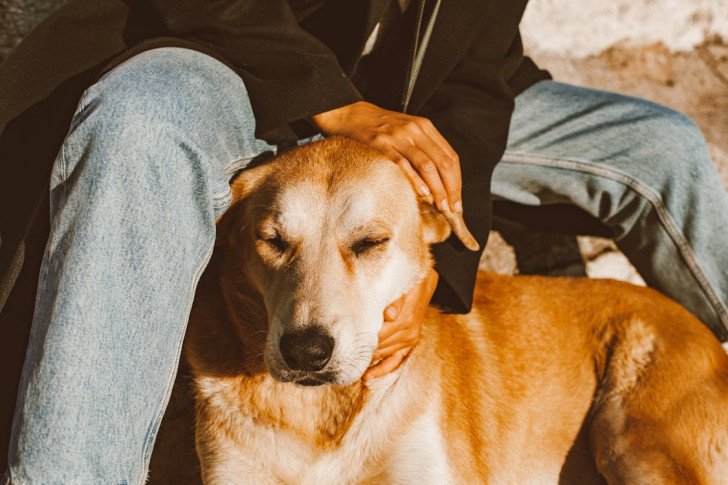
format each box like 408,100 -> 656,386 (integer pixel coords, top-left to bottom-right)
184,137 -> 728,484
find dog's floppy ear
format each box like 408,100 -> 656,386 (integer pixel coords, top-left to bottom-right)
419,194 -> 480,251
215,162 -> 275,246
229,160 -> 277,204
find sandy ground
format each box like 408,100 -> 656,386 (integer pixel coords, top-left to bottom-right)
522,0 -> 728,57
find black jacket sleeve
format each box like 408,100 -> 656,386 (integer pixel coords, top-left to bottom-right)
422,29 -> 546,313
143,0 -> 363,141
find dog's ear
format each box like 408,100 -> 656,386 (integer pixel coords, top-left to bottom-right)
419,194 -> 480,251
229,161 -> 276,204
215,162 -> 275,246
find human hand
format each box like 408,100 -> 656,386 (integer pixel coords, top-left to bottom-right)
362,267 -> 439,382
311,101 -> 462,213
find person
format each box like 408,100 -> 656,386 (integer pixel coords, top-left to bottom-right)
1,0 -> 726,483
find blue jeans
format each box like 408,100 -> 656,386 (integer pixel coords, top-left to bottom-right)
495,81 -> 728,338
4,47 -> 728,484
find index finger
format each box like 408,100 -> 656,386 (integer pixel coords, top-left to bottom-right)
363,348 -> 409,382
416,120 -> 462,211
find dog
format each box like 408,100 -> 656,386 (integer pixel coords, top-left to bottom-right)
184,136 -> 728,484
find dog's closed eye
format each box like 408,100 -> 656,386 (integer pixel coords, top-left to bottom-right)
256,231 -> 291,264
352,236 -> 390,257
259,232 -> 288,253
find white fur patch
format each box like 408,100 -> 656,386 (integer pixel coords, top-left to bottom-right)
381,405 -> 453,484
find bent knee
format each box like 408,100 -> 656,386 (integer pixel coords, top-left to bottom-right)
611,101 -> 717,204
649,107 -> 706,154
628,101 -> 710,169
58,48 -> 257,182
77,48 -> 251,136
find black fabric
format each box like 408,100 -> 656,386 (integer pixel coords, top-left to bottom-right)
0,194 -> 48,474
350,0 -> 416,110
493,201 -> 612,238
0,0 -> 551,320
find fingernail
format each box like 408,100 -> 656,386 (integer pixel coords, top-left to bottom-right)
385,306 -> 398,319
438,199 -> 449,211
419,185 -> 430,196
453,200 -> 462,212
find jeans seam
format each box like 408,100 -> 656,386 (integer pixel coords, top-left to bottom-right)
500,150 -> 728,329
60,144 -> 69,184
137,240 -> 215,485
212,190 -> 232,209
211,156 -> 260,210
60,88 -> 97,185
222,156 -> 254,177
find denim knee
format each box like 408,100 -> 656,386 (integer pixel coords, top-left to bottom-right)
58,48 -> 256,188
619,101 -> 714,199
591,103 -> 713,235
90,47 -> 249,128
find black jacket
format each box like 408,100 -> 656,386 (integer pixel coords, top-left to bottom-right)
0,0 -> 550,319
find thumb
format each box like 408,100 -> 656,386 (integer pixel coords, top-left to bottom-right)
384,293 -> 407,321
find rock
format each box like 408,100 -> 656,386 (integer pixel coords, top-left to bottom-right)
576,236 -> 616,262
479,231 -> 517,274
585,250 -> 645,286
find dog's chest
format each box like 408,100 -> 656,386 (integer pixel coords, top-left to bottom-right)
200,373 -> 452,484
245,396 -> 451,484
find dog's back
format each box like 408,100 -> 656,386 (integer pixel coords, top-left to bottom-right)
445,273 -> 728,483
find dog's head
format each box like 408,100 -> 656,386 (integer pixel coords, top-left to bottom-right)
217,137 -> 478,386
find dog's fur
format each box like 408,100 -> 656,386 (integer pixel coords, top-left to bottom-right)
184,137 -> 728,484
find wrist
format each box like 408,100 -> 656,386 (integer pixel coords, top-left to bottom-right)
310,101 -> 369,135
310,105 -> 346,135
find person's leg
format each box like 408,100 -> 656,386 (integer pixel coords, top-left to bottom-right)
492,80 -> 728,340
3,47 -> 276,485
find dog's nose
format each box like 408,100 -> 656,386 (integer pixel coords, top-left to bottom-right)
279,327 -> 334,372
